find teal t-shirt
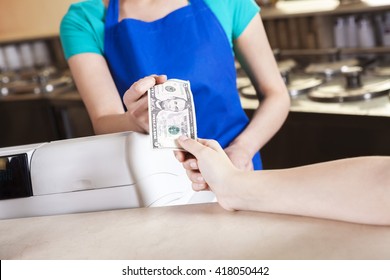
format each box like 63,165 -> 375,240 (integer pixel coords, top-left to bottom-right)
60,0 -> 260,60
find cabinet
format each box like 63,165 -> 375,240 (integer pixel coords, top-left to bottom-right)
0,93 -> 94,148
255,111 -> 390,169
260,0 -> 390,62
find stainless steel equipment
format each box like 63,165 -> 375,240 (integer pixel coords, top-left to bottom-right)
305,58 -> 360,81
0,66 -> 74,96
308,66 -> 390,102
0,132 -> 215,219
237,59 -> 323,99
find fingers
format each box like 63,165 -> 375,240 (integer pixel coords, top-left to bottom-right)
174,150 -> 195,164
124,94 -> 149,132
174,150 -> 186,163
184,158 -> 198,170
174,149 -> 206,190
185,169 -> 209,191
192,182 -> 210,192
124,76 -> 154,103
177,136 -> 205,158
186,169 -> 205,184
153,74 -> 167,84
122,74 -> 167,133
124,74 -> 167,103
177,136 -> 217,158
127,95 -> 148,117
201,138 -> 224,153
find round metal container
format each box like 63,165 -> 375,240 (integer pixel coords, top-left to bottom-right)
308,66 -> 390,103
0,67 -> 74,97
0,70 -> 16,84
279,59 -> 322,97
1,80 -> 41,96
305,59 -> 360,81
282,73 -> 323,97
239,74 -> 322,99
373,66 -> 390,77
237,58 -> 322,99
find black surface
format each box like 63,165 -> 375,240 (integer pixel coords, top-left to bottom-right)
0,97 -> 94,148
0,153 -> 33,200
245,110 -> 390,169
0,99 -> 60,148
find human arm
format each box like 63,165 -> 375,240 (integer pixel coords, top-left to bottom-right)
67,53 -> 166,134
225,14 -> 290,170
176,136 -> 390,226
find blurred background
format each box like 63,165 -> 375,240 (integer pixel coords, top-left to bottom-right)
1,0 -> 390,169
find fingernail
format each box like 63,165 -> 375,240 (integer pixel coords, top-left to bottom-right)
190,162 -> 197,169
137,77 -> 153,89
193,183 -> 203,191
197,176 -> 204,182
179,135 -> 188,141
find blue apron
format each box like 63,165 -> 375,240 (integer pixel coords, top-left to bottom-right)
104,0 -> 262,169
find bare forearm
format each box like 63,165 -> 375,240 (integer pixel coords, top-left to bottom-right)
92,112 -> 146,135
229,157 -> 390,225
233,93 -> 290,156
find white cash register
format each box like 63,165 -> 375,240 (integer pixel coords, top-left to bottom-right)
0,132 -> 215,219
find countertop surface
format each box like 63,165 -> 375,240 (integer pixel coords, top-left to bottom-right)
0,89 -> 81,103
2,88 -> 390,117
1,202 -> 390,260
240,94 -> 390,117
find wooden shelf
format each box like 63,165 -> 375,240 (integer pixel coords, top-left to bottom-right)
340,46 -> 390,54
278,46 -> 390,57
260,0 -> 390,20
261,1 -> 390,53
279,48 -> 339,57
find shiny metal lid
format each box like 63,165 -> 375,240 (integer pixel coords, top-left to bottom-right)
284,74 -> 323,97
239,74 -> 322,99
1,68 -> 74,96
308,66 -> 390,102
1,80 -> 41,96
305,59 -> 359,80
373,66 -> 390,77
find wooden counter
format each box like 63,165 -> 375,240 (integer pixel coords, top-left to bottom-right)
1,202 -> 390,260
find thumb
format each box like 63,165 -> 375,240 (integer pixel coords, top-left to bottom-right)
177,135 -> 206,158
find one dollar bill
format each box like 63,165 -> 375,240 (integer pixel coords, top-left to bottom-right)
148,79 -> 197,149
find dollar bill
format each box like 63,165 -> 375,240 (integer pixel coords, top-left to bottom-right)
148,79 -> 197,149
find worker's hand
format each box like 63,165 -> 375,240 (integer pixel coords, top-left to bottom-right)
175,136 -> 241,210
123,74 -> 167,133
224,143 -> 254,171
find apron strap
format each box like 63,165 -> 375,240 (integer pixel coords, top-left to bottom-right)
106,0 -> 119,28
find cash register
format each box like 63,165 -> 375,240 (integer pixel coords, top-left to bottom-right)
0,132 -> 215,219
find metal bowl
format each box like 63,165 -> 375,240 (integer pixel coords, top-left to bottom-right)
308,66 -> 390,103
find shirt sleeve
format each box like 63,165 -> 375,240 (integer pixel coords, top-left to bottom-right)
231,0 -> 260,40
59,0 -> 105,60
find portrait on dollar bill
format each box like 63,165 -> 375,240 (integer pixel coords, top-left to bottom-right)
148,79 -> 197,149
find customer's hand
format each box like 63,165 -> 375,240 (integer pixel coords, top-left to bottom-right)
123,74 -> 167,133
175,136 -> 242,210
